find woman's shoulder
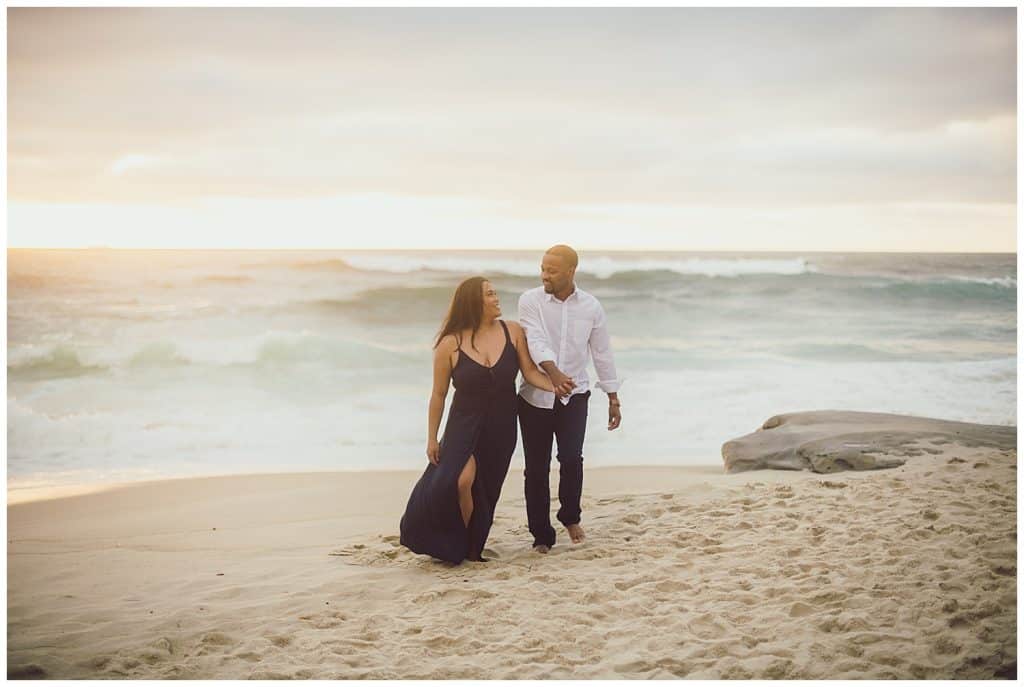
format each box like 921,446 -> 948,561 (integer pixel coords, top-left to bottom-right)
504,320 -> 527,346
435,333 -> 460,353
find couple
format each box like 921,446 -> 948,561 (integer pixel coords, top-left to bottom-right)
399,244 -> 622,564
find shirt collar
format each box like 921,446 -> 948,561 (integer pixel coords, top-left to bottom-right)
544,284 -> 578,303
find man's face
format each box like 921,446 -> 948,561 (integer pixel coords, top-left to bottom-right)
541,253 -> 574,294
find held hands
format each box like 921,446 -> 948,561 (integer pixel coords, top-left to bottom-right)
548,369 -> 576,398
554,379 -> 576,397
426,438 -> 440,465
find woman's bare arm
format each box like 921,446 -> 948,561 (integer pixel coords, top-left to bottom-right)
426,335 -> 456,463
507,321 -> 557,392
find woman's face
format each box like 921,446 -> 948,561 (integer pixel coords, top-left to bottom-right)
481,280 -> 501,320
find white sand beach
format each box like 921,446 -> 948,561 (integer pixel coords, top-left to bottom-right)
7,414 -> 1017,679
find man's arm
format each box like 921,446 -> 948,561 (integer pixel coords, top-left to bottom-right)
589,302 -> 622,429
519,292 -> 574,396
518,291 -> 556,365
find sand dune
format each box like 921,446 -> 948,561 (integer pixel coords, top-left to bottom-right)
7,437 -> 1017,678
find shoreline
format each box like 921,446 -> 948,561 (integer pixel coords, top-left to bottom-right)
6,463 -> 729,506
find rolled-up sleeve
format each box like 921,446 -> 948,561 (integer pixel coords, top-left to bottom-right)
518,291 -> 557,365
589,302 -> 622,393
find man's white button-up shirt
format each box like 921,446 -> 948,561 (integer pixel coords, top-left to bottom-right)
517,284 -> 622,409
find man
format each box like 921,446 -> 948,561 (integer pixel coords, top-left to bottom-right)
517,244 -> 622,553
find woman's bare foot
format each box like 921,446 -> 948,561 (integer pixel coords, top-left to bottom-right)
532,544 -> 551,554
566,523 -> 585,543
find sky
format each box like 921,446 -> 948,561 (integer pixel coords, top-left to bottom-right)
6,7 -> 1018,251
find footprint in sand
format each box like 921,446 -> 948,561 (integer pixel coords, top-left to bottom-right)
299,610 -> 348,629
199,631 -> 233,647
148,637 -> 175,655
597,495 -> 635,506
654,579 -> 691,593
8,664 -> 49,679
415,588 -> 498,604
248,670 -> 292,680
136,648 -> 170,666
688,613 -> 728,640
612,659 -> 659,675
567,548 -> 610,561
85,656 -> 113,671
933,636 -> 962,655
422,634 -> 458,648
193,631 -> 237,657
613,577 -> 651,591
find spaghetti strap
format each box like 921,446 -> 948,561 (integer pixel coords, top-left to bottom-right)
499,319 -> 510,346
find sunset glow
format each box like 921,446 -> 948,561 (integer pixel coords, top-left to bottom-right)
7,8 -> 1017,251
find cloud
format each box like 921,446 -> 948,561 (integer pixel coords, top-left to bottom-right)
11,105 -> 1015,208
110,154 -> 159,176
5,7 -> 1017,250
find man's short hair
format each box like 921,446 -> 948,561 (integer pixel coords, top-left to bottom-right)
545,244 -> 578,270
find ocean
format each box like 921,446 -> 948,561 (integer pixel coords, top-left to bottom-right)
7,249 -> 1017,494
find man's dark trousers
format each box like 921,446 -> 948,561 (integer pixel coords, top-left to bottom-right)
517,391 -> 590,547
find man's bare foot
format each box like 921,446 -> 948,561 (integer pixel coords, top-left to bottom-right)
533,544 -> 551,554
566,524 -> 585,544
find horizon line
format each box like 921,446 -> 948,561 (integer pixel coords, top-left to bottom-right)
5,246 -> 1018,255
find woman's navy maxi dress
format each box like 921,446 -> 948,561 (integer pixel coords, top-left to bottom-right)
399,320 -> 519,563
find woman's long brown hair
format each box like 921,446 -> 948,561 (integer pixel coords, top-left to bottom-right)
435,276 -> 488,351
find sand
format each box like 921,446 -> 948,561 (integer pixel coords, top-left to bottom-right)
7,428 -> 1017,678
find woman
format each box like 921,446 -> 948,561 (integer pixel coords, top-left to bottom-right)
399,276 -> 561,564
